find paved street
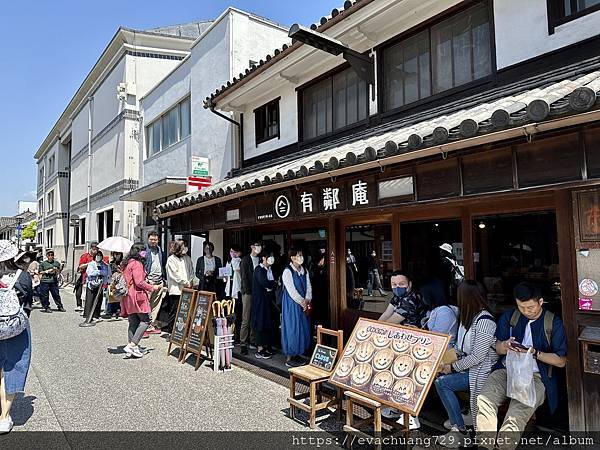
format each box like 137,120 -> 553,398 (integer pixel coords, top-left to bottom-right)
11,288 -> 309,433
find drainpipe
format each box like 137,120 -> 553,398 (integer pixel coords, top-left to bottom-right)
41,165 -> 46,255
87,96 -> 93,250
206,100 -> 243,172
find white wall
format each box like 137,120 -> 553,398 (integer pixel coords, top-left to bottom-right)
494,0 -> 600,69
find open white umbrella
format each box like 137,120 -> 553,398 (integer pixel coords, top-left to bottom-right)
98,236 -> 134,254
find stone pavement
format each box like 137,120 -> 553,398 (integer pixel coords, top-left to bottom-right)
10,288 -> 311,433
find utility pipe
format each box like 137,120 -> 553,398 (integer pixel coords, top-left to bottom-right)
87,97 -> 93,250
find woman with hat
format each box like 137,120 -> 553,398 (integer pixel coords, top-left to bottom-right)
0,240 -> 33,434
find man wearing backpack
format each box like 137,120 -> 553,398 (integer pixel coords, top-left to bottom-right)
476,282 -> 567,450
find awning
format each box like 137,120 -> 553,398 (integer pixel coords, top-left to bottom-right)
158,58 -> 600,218
121,177 -> 187,203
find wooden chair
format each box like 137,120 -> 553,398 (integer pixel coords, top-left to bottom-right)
288,326 -> 344,428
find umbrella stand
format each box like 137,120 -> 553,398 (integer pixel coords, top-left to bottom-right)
79,285 -> 103,328
211,300 -> 235,372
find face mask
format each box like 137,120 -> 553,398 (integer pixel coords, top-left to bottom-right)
371,253 -> 376,257
320,249 -> 326,254
95,257 -> 103,263
347,250 -> 351,255
254,246 -> 262,254
296,256 -> 304,265
140,251 -> 147,258
266,256 -> 275,265
230,251 -> 238,259
182,247 -> 188,255
393,287 -> 407,297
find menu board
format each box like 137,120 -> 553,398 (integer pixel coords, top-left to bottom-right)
309,344 -> 338,372
183,290 -> 215,370
167,289 -> 196,358
329,318 -> 450,416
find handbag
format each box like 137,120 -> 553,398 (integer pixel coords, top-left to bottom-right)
0,270 -> 29,340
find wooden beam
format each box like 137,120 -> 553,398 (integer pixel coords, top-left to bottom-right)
555,189 -> 586,431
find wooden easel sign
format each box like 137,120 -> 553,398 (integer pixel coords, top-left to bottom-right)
167,288 -> 196,360
182,290 -> 215,370
329,318 -> 450,417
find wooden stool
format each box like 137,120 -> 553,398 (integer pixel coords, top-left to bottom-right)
343,391 -> 407,450
288,326 -> 344,428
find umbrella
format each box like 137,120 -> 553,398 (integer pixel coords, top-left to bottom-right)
98,236 -> 134,254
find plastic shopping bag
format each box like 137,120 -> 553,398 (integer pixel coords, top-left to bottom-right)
506,349 -> 537,408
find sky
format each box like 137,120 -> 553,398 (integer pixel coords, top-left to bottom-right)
0,0 -> 342,216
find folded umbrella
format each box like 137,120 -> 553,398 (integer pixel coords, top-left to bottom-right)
98,236 -> 134,254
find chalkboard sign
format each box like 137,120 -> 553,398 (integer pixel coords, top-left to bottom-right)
167,289 -> 196,360
183,290 -> 215,370
309,344 -> 338,372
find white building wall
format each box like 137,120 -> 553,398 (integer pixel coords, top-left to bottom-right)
494,0 -> 600,69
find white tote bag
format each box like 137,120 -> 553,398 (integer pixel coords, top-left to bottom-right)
506,349 -> 537,408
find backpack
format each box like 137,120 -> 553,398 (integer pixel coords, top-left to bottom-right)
0,270 -> 29,340
510,308 -> 555,377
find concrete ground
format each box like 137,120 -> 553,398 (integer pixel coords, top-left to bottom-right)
9,288 -> 314,434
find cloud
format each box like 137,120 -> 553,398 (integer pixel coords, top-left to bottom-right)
25,190 -> 37,200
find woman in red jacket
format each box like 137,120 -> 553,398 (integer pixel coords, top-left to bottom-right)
121,243 -> 161,358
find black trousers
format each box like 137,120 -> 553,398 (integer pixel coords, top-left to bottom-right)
75,284 -> 83,308
84,286 -> 103,319
159,294 -> 180,332
39,282 -> 63,309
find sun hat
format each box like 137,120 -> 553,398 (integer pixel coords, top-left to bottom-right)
439,243 -> 453,254
0,240 -> 19,262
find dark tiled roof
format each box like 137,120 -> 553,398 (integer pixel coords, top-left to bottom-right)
203,0 -> 373,108
159,58 -> 600,215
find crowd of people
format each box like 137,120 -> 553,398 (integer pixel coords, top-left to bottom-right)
0,233 -> 569,447
373,271 -> 567,450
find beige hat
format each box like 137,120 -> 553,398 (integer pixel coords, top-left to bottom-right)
0,240 -> 18,262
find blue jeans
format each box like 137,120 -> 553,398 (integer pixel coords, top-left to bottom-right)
434,371 -> 469,429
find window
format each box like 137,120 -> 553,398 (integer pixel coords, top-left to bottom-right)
548,0 -> 600,31
38,198 -> 44,217
46,229 -> 53,249
302,66 -> 368,141
97,209 -> 113,242
382,2 -> 492,111
37,232 -> 42,245
254,98 -> 280,145
38,167 -> 44,186
48,155 -> 55,175
145,97 -> 191,157
74,217 -> 86,246
47,191 -> 54,213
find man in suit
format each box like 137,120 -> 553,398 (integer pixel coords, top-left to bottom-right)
195,241 -> 223,298
239,240 -> 262,355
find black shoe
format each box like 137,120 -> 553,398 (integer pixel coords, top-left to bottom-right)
41,308 -> 52,313
255,350 -> 272,359
57,307 -> 66,312
241,345 -> 248,355
285,358 -> 303,368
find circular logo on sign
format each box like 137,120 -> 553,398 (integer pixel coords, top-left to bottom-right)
275,195 -> 291,219
579,278 -> 599,297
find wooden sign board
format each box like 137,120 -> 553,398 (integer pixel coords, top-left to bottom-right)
183,290 -> 216,370
167,288 -> 196,359
309,344 -> 338,372
329,318 -> 450,416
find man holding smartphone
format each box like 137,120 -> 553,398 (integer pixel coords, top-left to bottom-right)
476,282 -> 567,450
38,249 -> 66,313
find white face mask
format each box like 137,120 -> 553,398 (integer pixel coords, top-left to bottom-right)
254,246 -> 262,254
295,256 -> 304,265
95,257 -> 103,263
266,256 -> 275,265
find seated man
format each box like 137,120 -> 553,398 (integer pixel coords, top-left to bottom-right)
476,282 -> 567,450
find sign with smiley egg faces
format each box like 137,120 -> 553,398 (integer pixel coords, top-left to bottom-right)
329,318 -> 450,416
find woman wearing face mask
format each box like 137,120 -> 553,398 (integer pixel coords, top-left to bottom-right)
367,250 -> 387,297
251,250 -> 277,359
225,246 -> 243,342
165,241 -> 191,329
195,241 -> 223,299
84,250 -> 111,323
105,252 -> 124,320
280,248 -> 312,367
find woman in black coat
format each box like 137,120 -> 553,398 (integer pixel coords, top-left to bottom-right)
251,250 -> 276,360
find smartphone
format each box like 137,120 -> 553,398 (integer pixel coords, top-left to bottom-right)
510,341 -> 529,351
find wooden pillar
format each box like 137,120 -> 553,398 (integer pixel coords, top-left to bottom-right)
328,216 -> 340,330
462,208 -> 474,279
555,189 -> 585,431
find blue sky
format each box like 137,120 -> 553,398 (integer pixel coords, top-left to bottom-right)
0,0 -> 342,216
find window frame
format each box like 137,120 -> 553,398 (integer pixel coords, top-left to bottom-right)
298,64 -> 370,144
376,0 -> 496,118
547,0 -> 600,34
145,96 -> 191,158
97,208 -> 114,242
47,190 -> 55,213
254,97 -> 281,146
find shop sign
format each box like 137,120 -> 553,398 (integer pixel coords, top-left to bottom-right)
320,184 -> 347,212
275,194 -> 292,219
225,209 -> 240,222
345,177 -> 376,210
256,198 -> 274,221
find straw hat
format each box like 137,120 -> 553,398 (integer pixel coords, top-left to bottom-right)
0,240 -> 19,262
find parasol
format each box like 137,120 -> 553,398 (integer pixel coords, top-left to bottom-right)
98,236 -> 134,254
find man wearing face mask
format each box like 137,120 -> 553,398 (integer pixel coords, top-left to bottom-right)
367,250 -> 387,297
239,240 -> 262,355
75,241 -> 99,312
84,250 -> 112,322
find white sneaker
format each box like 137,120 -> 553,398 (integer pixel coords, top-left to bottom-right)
74,306 -> 83,312
381,407 -> 402,419
0,416 -> 13,434
444,413 -> 472,430
439,426 -> 467,448
129,346 -> 144,358
397,414 -> 420,430
93,317 -> 103,323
